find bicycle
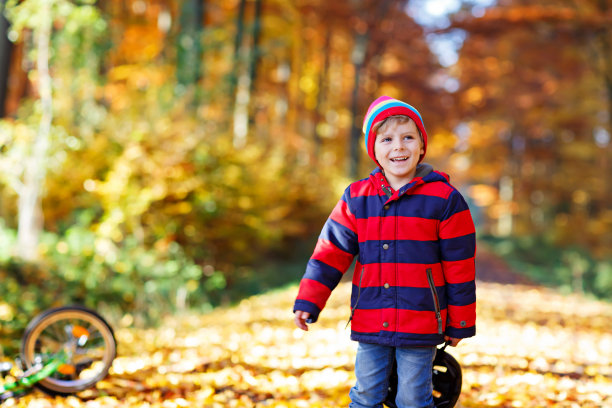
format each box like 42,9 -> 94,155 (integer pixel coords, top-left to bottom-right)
0,305 -> 116,403
384,342 -> 463,408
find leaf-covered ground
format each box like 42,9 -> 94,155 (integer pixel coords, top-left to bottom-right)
3,279 -> 612,407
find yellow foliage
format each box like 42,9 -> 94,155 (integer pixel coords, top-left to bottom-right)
464,86 -> 485,107
4,277 -> 612,407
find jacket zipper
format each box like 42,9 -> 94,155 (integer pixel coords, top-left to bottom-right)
348,182 -> 391,330
426,268 -> 443,335
345,266 -> 365,329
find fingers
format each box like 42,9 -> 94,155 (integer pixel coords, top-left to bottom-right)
294,311 -> 310,331
444,336 -> 462,347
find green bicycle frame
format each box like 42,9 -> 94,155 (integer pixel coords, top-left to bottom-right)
0,352 -> 67,397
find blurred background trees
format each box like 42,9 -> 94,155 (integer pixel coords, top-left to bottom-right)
0,0 -> 610,336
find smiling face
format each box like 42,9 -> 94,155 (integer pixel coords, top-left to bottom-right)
374,118 -> 424,190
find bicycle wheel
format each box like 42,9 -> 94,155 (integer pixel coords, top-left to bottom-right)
384,345 -> 462,408
431,349 -> 462,408
20,305 -> 116,396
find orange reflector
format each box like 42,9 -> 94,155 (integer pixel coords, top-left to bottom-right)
58,364 -> 76,375
433,389 -> 442,398
72,325 -> 90,338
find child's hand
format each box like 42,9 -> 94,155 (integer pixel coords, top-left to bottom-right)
444,336 -> 462,347
294,310 -> 311,331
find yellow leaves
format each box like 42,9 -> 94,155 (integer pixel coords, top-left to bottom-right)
427,130 -> 458,159
468,184 -> 498,207
166,202 -> 193,215
484,6 -> 578,24
0,302 -> 15,321
116,26 -> 165,62
298,75 -> 317,95
6,278 -> 612,407
458,282 -> 612,407
464,86 -> 485,107
105,65 -> 174,111
380,53 -> 402,75
223,164 -> 243,185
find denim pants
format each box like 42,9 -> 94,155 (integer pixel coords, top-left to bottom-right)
349,342 -> 436,408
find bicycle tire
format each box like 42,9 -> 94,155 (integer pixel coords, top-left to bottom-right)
431,348 -> 462,408
20,305 -> 116,396
384,346 -> 462,408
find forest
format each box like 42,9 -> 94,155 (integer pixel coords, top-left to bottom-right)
0,0 -> 610,347
0,0 -> 611,406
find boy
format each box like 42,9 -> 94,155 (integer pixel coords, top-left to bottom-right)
293,96 -> 476,408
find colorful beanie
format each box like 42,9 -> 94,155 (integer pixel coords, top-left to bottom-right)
362,96 -> 428,165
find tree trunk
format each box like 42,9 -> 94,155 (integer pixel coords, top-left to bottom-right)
348,33 -> 367,179
248,0 -> 262,96
0,0 -> 12,118
246,0 -> 263,130
347,0 -> 398,178
596,0 -> 612,131
313,27 -> 332,159
176,0 -> 204,106
229,0 -> 246,103
232,0 -> 248,147
17,0 -> 53,261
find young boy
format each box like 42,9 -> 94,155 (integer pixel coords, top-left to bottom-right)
293,96 -> 476,408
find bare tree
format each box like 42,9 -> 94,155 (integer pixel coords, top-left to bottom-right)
4,0 -> 54,261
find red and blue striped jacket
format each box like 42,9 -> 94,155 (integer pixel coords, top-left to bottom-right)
294,165 -> 476,347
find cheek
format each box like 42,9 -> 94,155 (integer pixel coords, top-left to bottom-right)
417,140 -> 425,155
373,144 -> 382,160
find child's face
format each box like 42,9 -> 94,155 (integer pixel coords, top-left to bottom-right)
374,120 -> 424,187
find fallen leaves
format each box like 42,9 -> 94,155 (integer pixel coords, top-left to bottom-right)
2,281 -> 612,407
450,283 -> 612,407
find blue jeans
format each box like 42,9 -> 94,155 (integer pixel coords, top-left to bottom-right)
349,342 -> 436,408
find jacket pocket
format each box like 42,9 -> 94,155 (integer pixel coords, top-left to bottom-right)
346,266 -> 365,329
426,268 -> 443,334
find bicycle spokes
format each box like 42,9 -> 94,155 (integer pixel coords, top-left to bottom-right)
20,306 -> 116,396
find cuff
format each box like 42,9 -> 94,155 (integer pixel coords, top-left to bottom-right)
293,299 -> 321,323
445,325 -> 476,339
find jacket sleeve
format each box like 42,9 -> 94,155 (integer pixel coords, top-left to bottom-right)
293,187 -> 359,323
439,189 -> 476,339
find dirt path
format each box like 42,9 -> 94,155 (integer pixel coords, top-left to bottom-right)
7,246 -> 612,408
475,243 -> 535,285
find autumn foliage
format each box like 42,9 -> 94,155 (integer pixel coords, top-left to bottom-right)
0,0 -> 610,370
2,276 -> 612,407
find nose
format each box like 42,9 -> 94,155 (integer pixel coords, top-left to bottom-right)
392,138 -> 404,150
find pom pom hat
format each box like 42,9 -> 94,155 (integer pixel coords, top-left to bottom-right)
363,96 -> 428,166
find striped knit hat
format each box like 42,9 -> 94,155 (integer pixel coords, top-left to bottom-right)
362,96 -> 428,165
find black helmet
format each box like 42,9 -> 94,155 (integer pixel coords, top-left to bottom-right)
384,343 -> 462,408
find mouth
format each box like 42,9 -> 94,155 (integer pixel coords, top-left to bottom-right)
390,156 -> 409,162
